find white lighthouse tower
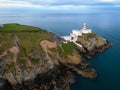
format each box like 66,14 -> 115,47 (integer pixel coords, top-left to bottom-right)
83,23 -> 87,30
81,23 -> 92,34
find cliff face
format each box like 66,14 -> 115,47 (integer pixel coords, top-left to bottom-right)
0,24 -> 111,90
76,33 -> 111,58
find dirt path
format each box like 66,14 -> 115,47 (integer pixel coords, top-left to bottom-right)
0,35 -> 20,63
40,40 -> 57,59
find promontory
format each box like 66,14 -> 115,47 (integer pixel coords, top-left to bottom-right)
0,23 -> 111,90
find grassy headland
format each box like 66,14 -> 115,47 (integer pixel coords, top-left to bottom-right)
0,23 -> 53,54
0,23 -> 101,90
0,23 -> 44,32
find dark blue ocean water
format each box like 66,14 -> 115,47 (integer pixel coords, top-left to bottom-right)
0,13 -> 120,90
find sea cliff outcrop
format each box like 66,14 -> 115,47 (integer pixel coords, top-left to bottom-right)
0,23 -> 111,90
76,33 -> 111,58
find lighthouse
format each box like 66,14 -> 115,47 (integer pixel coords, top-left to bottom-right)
82,23 -> 87,30
61,23 -> 92,43
81,23 -> 92,33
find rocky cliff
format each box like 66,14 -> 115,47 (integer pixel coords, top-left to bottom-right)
0,23 -> 111,90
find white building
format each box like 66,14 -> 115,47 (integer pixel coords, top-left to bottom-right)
62,35 -> 71,42
62,23 -> 92,43
71,30 -> 82,36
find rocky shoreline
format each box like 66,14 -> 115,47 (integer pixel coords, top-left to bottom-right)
0,24 -> 111,90
78,40 -> 111,59
0,63 -> 97,90
0,41 -> 111,90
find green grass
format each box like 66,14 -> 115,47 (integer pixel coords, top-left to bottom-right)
0,23 -> 46,32
16,32 -> 53,54
29,58 -> 40,65
82,32 -> 96,40
58,42 -> 76,57
18,44 -> 27,57
0,33 -> 13,53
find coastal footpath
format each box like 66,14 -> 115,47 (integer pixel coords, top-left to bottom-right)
0,23 -> 111,90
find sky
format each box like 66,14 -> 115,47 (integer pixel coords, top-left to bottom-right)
0,0 -> 120,13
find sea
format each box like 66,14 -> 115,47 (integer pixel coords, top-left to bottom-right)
0,12 -> 120,90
